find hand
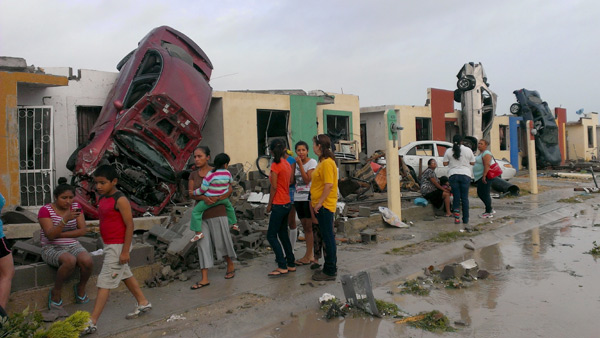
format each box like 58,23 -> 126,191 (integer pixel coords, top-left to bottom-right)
188,190 -> 194,196
314,202 -> 323,214
64,208 -> 79,221
295,157 -> 302,165
119,252 -> 130,265
266,204 -> 272,213
482,177 -> 487,184
204,196 -> 217,205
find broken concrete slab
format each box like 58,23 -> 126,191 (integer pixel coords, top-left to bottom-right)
459,259 -> 479,277
358,206 -> 371,217
0,205 -> 38,224
359,229 -> 377,243
11,241 -> 43,265
440,264 -> 466,280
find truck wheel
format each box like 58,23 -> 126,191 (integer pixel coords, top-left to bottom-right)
510,103 -> 521,114
454,89 -> 462,103
457,77 -> 474,91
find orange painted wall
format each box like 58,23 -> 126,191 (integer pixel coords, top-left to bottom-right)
0,71 -> 67,205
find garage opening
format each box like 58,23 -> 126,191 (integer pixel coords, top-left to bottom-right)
257,110 -> 290,156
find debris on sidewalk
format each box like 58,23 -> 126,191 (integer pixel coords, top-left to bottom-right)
378,206 -> 409,228
166,314 -> 186,322
395,310 -> 455,332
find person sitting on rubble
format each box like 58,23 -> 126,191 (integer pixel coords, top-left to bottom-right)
188,146 -> 236,289
38,178 -> 93,310
189,153 -> 238,242
420,159 -> 452,217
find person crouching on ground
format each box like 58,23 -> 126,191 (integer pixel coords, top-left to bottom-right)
266,138 -> 296,277
310,134 -> 339,281
189,153 -> 238,242
38,178 -> 93,311
82,165 -> 151,334
420,159 -> 452,217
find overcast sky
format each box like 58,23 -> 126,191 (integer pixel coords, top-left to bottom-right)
1,0 -> 598,121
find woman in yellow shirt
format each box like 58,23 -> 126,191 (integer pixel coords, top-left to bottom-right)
310,134 -> 338,281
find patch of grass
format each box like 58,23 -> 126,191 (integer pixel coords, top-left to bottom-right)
558,195 -> 594,203
408,310 -> 455,332
429,231 -> 474,243
386,243 -> 418,255
375,299 -> 400,316
399,279 -> 430,296
585,241 -> 600,255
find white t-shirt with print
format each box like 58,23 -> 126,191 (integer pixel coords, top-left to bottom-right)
294,158 -> 318,201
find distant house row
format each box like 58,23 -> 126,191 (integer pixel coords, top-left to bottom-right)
1,62 -> 597,209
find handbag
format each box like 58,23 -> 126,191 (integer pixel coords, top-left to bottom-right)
486,154 -> 502,180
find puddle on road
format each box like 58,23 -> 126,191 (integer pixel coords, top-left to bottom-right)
255,208 -> 600,337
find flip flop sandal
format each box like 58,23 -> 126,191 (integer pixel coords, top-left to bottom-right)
294,260 -> 310,266
268,269 -> 288,277
288,267 -> 297,272
224,270 -> 236,279
48,289 -> 63,310
73,284 -> 90,304
190,233 -> 204,242
190,282 -> 210,290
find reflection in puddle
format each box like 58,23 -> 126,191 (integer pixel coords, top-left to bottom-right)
257,210 -> 600,337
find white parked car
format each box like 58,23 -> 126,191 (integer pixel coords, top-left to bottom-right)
378,140 -> 516,181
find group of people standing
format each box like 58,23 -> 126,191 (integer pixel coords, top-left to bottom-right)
421,135 -> 496,224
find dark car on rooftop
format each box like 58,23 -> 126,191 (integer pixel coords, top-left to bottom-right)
67,26 -> 213,218
510,89 -> 561,167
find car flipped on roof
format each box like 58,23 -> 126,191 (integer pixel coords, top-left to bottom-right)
67,26 -> 213,218
377,140 -> 516,181
510,89 -> 562,167
454,62 -> 497,147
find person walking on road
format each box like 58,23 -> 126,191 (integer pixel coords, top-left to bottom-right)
310,134 -> 338,281
443,135 -> 475,225
474,139 -> 495,218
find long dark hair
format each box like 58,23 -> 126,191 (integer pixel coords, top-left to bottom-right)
452,134 -> 463,160
313,134 -> 335,161
269,138 -> 286,164
53,177 -> 75,198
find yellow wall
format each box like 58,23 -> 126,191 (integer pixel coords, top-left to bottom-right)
490,115 -> 511,161
0,72 -> 67,205
396,105 -> 432,146
566,113 -> 598,161
316,93 -> 361,151
215,91 -> 290,168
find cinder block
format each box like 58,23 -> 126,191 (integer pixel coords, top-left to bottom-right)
11,241 -> 43,265
360,229 -> 377,243
167,230 -> 196,259
248,171 -> 263,181
32,230 -> 42,246
237,220 -> 251,235
33,262 -> 57,287
239,235 -> 262,249
252,205 -> 267,220
12,265 -> 36,292
147,225 -> 181,245
358,206 -> 371,217
440,264 -> 466,280
77,236 -> 98,252
129,243 -> 155,268
258,179 -> 270,189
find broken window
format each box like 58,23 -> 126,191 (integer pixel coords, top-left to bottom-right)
499,125 -> 508,151
416,117 -> 431,141
76,106 -> 101,146
124,50 -> 162,109
588,126 -> 594,148
326,114 -> 350,145
360,123 -> 367,154
256,110 -> 290,156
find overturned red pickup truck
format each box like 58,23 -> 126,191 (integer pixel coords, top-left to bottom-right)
67,26 -> 213,218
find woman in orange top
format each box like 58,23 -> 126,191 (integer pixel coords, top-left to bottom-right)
310,134 -> 338,281
266,139 -> 296,277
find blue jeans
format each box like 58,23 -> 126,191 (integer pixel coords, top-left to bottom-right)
449,174 -> 471,223
476,178 -> 493,213
267,203 -> 295,269
316,207 -> 337,276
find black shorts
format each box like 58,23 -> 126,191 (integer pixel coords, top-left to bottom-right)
0,237 -> 11,259
294,201 -> 312,219
424,189 -> 444,209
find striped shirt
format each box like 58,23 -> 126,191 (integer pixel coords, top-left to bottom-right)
38,203 -> 80,246
192,169 -> 233,197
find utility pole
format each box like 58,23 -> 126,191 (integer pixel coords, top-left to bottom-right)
385,110 -> 402,216
526,120 -> 538,194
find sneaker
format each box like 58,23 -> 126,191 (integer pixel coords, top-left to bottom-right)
491,209 -> 497,214
126,302 -> 152,319
480,213 -> 494,219
312,271 -> 336,281
82,320 -> 97,335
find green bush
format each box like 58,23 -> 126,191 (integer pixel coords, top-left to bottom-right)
0,309 -> 90,338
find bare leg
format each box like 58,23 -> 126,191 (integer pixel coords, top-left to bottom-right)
224,256 -> 235,273
123,277 -> 149,306
90,288 -> 110,324
0,253 -> 15,309
76,252 -> 93,297
52,253 -> 76,303
299,218 -> 314,263
443,191 -> 452,216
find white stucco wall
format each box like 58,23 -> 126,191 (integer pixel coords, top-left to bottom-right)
17,68 -> 118,181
